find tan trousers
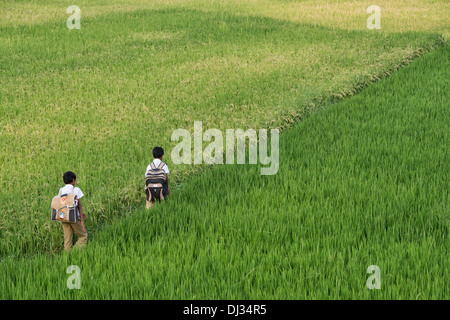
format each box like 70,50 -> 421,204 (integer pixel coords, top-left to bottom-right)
62,221 -> 87,250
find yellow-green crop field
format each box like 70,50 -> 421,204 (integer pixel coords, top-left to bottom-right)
0,0 -> 448,299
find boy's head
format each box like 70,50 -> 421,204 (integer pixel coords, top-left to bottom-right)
63,171 -> 77,185
153,146 -> 164,159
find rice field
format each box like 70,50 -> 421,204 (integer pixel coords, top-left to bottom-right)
0,0 -> 449,299
1,44 -> 448,299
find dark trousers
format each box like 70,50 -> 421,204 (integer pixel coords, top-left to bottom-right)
147,181 -> 168,202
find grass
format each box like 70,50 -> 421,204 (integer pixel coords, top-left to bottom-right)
0,0 -> 448,258
0,44 -> 448,299
2,1 -> 449,37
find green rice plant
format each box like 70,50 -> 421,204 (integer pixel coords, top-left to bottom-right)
0,1 -> 448,258
0,45 -> 448,299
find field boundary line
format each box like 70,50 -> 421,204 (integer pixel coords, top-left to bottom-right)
270,36 -> 448,132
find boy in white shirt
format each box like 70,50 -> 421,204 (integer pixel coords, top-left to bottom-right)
59,171 -> 87,250
145,147 -> 170,209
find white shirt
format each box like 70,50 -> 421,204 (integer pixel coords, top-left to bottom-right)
145,159 -> 169,175
59,184 -> 84,205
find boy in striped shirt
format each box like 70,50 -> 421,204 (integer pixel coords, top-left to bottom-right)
145,146 -> 170,209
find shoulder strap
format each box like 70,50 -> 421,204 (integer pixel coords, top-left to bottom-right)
150,162 -> 156,170
158,162 -> 166,170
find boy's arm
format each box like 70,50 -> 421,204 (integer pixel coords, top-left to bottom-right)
78,198 -> 87,232
78,198 -> 84,216
165,174 -> 170,194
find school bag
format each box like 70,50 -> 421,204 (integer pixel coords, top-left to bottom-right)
51,192 -> 78,223
145,162 -> 167,202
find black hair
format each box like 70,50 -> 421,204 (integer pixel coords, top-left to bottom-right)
153,146 -> 164,158
63,171 -> 77,184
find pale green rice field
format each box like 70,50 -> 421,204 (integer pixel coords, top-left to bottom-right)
0,0 -> 448,299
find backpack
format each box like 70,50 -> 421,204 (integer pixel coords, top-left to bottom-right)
51,192 -> 78,223
145,162 -> 167,202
